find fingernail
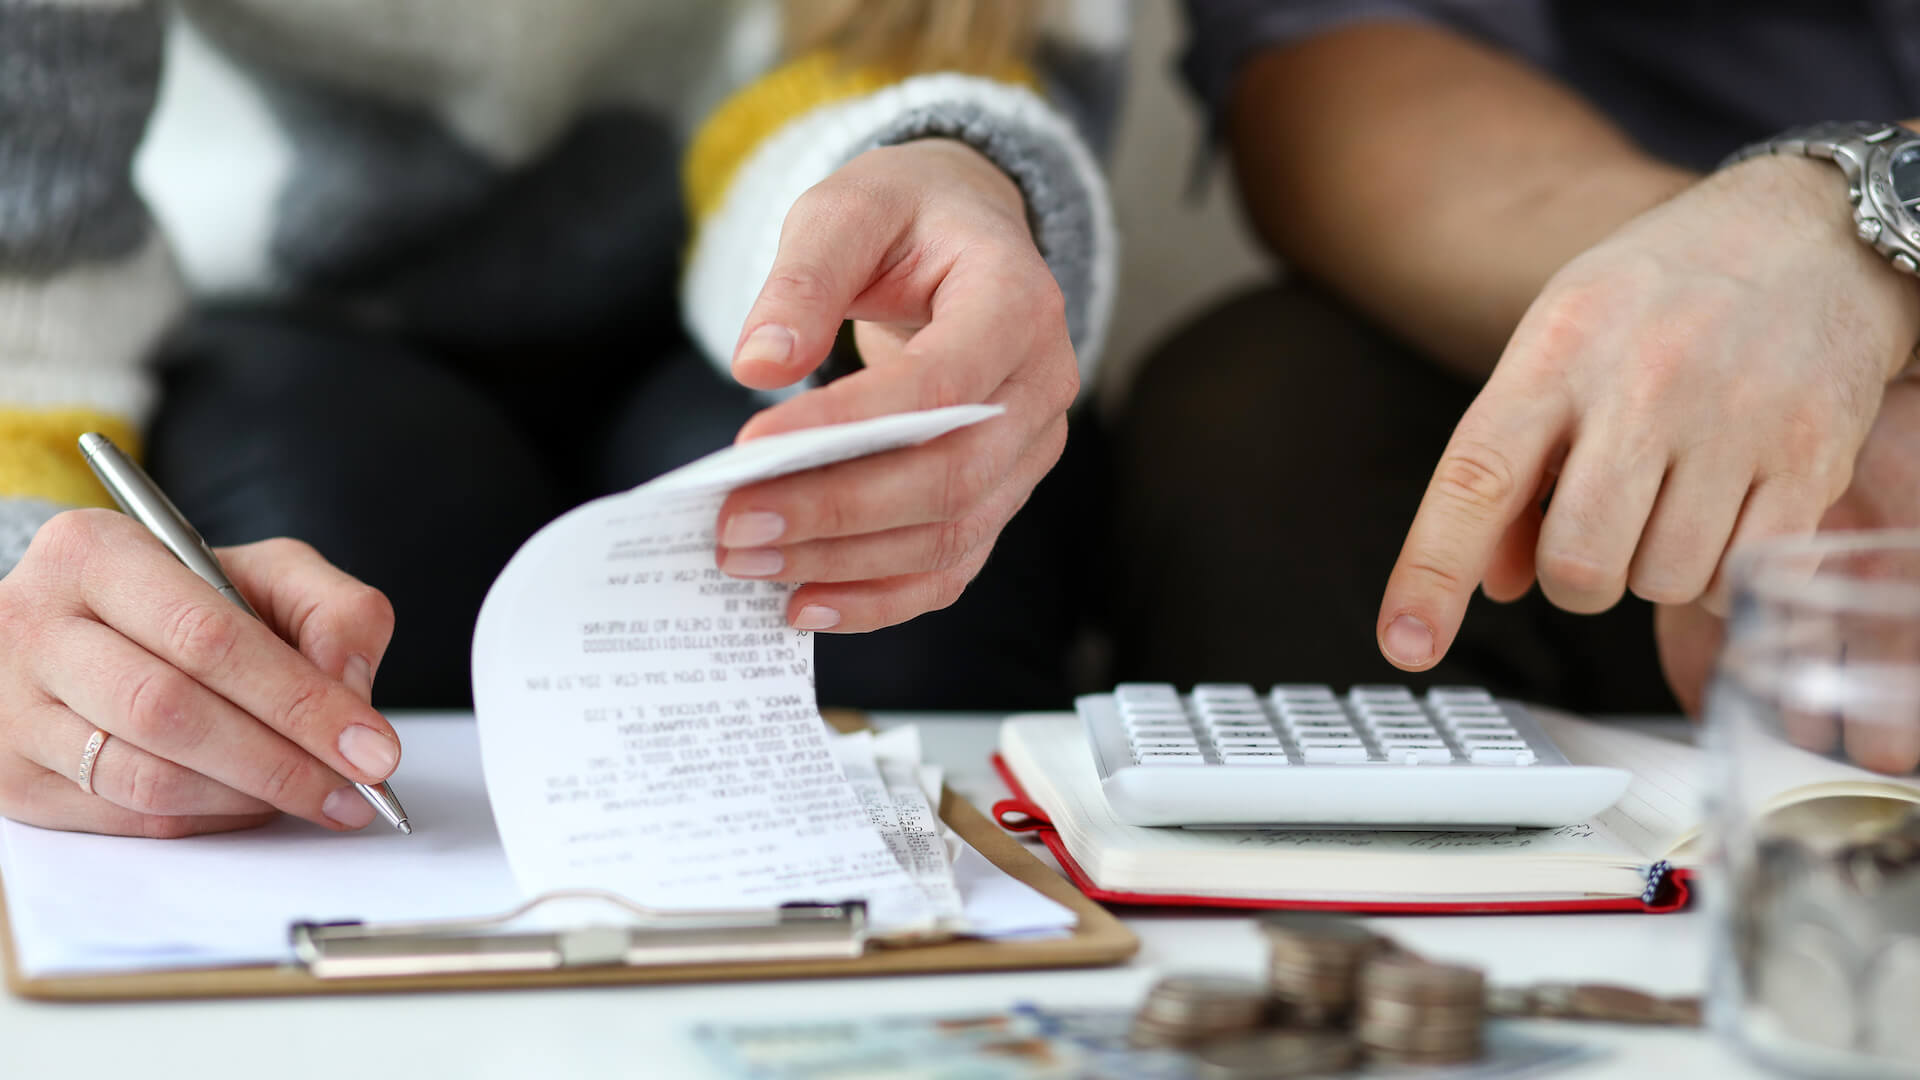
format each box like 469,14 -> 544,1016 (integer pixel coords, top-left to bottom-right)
343,655 -> 374,704
339,724 -> 399,780
1383,615 -> 1434,667
322,786 -> 377,829
736,324 -> 795,369
794,604 -> 841,631
721,547 -> 784,578
722,511 -> 786,547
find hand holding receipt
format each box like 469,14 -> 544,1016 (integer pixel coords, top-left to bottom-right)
0,436 -> 411,837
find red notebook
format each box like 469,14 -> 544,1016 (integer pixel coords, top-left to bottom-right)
989,713 -> 1696,915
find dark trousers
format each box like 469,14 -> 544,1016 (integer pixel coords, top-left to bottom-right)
145,306 -> 1106,711
1110,282 -> 1676,714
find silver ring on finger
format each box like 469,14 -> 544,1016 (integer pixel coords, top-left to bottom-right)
76,729 -> 109,795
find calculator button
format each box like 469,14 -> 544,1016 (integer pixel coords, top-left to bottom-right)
1287,718 -> 1356,732
1438,704 -> 1505,719
1193,683 -> 1258,699
1270,684 -> 1336,700
1390,747 -> 1455,765
1121,703 -> 1190,718
1221,752 -> 1291,765
1428,686 -> 1494,705
1302,745 -> 1373,764
1215,739 -> 1283,751
1357,702 -> 1423,716
1349,684 -> 1415,702
1374,730 -> 1443,744
1134,752 -> 1206,765
1469,747 -> 1537,766
1369,721 -> 1439,735
1295,736 -> 1366,748
1457,730 -> 1522,744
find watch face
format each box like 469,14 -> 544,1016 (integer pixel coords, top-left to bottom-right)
1891,144 -> 1920,209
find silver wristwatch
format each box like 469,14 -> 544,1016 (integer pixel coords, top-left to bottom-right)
1724,121 -> 1920,275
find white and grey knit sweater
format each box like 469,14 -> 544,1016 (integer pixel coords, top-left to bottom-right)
0,0 -> 1123,572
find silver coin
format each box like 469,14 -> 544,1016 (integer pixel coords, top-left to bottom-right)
1865,935 -> 1920,1060
1193,1030 -> 1359,1080
1359,955 -> 1485,1004
1756,920 -> 1861,1051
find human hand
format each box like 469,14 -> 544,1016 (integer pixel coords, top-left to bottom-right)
1656,377 -> 1920,773
0,511 -> 400,836
712,139 -> 1077,632
1379,156 -> 1920,672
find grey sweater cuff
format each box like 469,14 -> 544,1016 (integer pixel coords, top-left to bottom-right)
854,94 -> 1118,382
0,498 -> 65,578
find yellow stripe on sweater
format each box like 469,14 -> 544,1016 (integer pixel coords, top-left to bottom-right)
683,53 -> 1036,230
0,409 -> 141,508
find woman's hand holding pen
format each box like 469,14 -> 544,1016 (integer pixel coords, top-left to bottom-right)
712,139 -> 1079,632
0,511 -> 401,835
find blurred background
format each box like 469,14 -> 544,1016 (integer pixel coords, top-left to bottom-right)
133,2 -> 1267,410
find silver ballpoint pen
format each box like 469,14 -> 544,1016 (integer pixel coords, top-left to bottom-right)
77,433 -> 411,835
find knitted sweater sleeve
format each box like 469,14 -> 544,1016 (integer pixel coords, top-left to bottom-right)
679,35 -> 1121,398
0,0 -> 187,576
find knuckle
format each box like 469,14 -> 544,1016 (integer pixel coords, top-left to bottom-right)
254,536 -> 319,563
140,815 -> 202,841
272,678 -> 338,743
913,363 -> 973,413
930,567 -> 973,613
810,488 -> 853,540
929,514 -> 991,572
1628,566 -> 1702,606
26,509 -> 109,579
1399,558 -> 1471,596
319,584 -> 396,648
1624,342 -> 1691,408
760,261 -> 838,313
160,598 -> 243,675
255,751 -> 317,807
1429,442 -> 1519,516
121,667 -> 205,746
938,451 -> 998,520
124,757 -> 189,815
1537,549 -> 1620,601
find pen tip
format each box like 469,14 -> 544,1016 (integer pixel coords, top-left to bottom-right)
398,820 -> 413,835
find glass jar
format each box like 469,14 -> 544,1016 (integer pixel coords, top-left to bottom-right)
1707,530 -> 1920,1076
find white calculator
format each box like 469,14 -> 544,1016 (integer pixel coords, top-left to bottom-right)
1077,683 -> 1630,829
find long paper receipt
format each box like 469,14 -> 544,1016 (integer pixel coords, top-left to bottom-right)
471,404 -> 1001,934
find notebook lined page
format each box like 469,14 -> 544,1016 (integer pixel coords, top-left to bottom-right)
1534,711 -> 1706,858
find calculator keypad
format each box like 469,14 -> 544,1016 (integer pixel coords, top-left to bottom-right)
1110,683 -> 1542,767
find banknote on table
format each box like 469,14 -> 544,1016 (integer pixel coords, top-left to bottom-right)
690,1006 -> 1592,1080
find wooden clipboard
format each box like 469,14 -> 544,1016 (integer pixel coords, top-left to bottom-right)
1,712 -> 1137,1001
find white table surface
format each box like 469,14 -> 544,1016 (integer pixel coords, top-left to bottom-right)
0,712 -> 1770,1079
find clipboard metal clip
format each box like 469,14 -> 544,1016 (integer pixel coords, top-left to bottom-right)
290,890 -> 869,980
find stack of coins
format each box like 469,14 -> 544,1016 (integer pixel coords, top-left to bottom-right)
1191,1030 -> 1359,1080
1353,954 -> 1487,1065
1130,974 -> 1270,1048
1260,914 -> 1381,1026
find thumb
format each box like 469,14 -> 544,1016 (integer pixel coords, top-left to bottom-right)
732,179 -> 909,391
